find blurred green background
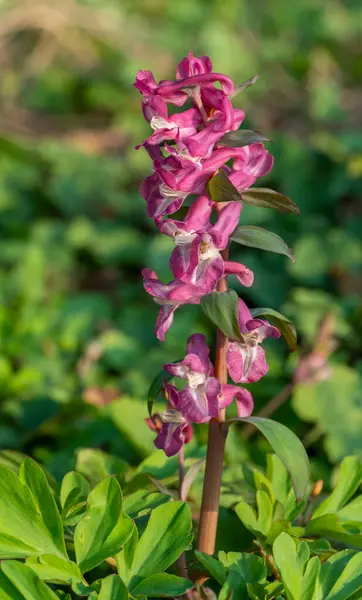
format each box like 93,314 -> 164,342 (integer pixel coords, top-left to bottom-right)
0,0 -> 361,483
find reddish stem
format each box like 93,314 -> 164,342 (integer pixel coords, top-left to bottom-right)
197,205 -> 229,555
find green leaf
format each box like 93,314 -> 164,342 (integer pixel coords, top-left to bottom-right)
0,571 -> 24,600
241,188 -> 300,215
235,491 -> 273,537
98,575 -> 128,600
0,464 -> 66,559
231,226 -> 294,261
321,552 -> 362,600
123,490 -> 170,518
306,514 -> 362,549
195,550 -> 227,585
130,501 -> 193,581
131,573 -> 193,597
201,290 -> 243,342
250,307 -> 297,351
313,457 -> 362,519
273,533 -> 310,600
319,550 -> 356,599
219,130 -> 270,148
18,459 -> 67,558
1,561 -> 59,600
116,521 -> 138,585
26,555 -> 82,585
236,418 -> 309,500
301,557 -> 321,600
60,471 -> 89,526
147,369 -> 173,417
60,471 -> 89,508
74,477 -> 133,573
218,570 -> 245,600
207,169 -> 241,203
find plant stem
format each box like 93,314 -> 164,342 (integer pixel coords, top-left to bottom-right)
177,446 -> 189,579
197,217 -> 229,555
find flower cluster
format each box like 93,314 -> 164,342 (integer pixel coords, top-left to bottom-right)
135,53 -> 280,455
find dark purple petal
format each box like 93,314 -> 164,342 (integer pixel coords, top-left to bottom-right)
154,422 -> 187,456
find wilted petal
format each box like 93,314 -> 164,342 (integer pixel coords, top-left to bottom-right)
154,421 -> 188,456
224,261 -> 254,287
219,384 -> 254,417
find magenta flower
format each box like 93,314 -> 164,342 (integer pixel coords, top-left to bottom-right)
226,299 -> 280,383
153,409 -> 191,457
163,334 -> 220,423
142,269 -> 205,341
137,96 -> 202,149
219,384 -> 254,417
163,199 -> 253,290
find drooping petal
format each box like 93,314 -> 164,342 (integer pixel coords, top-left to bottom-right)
209,202 -> 242,249
155,305 -> 177,341
219,384 -> 254,417
154,421 -> 188,456
223,261 -> 254,287
246,319 -> 280,341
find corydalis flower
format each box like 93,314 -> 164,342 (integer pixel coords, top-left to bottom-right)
226,299 -> 280,383
147,411 -> 193,457
161,196 -> 254,289
164,334 -> 253,425
142,269 -> 205,341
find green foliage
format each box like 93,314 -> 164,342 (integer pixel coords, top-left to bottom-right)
0,0 -> 361,596
0,458 -> 192,599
